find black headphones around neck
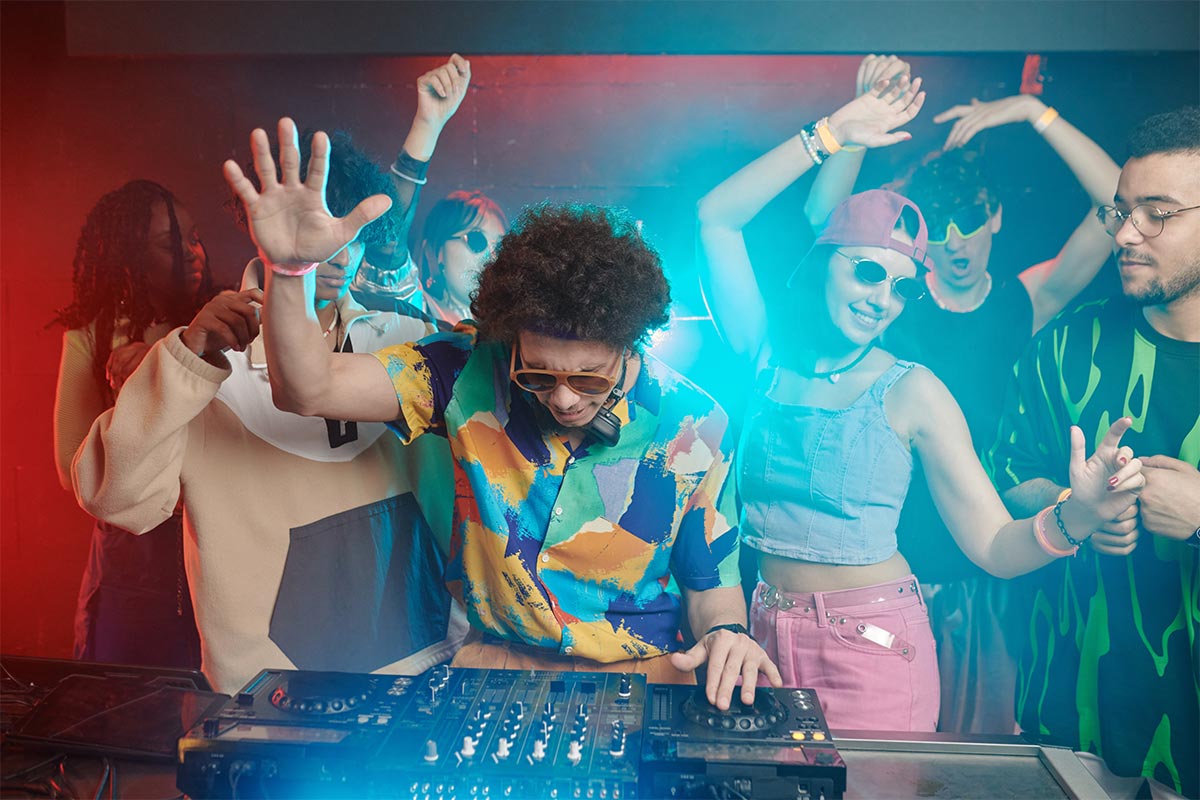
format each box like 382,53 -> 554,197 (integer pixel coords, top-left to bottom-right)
583,354 -> 630,447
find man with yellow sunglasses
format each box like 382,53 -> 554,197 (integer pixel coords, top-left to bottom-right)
224,118 -> 782,713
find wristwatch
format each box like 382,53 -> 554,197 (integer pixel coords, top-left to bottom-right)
705,622 -> 752,638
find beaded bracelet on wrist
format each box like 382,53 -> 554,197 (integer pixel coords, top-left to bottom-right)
798,128 -> 824,166
802,122 -> 832,160
1053,494 -> 1089,549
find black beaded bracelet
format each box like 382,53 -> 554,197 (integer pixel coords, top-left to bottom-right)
1053,497 -> 1089,550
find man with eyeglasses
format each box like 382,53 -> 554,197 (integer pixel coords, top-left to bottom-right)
987,106 -> 1200,798
225,118 -> 782,711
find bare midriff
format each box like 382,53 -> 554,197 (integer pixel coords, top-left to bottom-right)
757,550 -> 914,593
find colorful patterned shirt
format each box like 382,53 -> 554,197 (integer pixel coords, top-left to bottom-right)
987,297 -> 1199,797
372,323 -> 741,663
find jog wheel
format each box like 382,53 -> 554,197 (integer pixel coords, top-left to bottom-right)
681,685 -> 788,733
270,672 -> 373,715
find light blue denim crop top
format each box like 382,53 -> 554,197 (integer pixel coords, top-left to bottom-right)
738,360 -> 915,566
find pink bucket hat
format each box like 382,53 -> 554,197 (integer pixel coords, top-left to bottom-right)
787,189 -> 934,288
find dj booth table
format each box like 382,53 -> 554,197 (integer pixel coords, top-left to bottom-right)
1,655 -> 1114,799
834,733 -> 1111,799
1,734 -> 1113,799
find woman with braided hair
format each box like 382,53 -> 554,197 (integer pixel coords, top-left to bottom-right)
54,179 -> 214,667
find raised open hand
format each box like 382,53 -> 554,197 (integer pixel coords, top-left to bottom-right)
934,94 -> 1045,150
855,54 -> 911,98
223,118 -> 392,269
415,53 -> 471,132
827,73 -> 926,150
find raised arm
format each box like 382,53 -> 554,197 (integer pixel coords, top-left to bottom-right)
936,94 -> 1119,329
1018,213 -> 1115,331
804,55 -> 913,228
369,55 -> 473,287
898,368 -> 1142,578
223,118 -> 403,422
697,75 -> 925,358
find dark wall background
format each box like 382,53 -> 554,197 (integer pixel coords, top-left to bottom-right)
3,0 -> 1197,658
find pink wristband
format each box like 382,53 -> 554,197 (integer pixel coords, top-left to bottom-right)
266,258 -> 319,277
1034,506 -> 1077,558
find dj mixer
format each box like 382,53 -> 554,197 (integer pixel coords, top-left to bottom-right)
177,665 -> 845,799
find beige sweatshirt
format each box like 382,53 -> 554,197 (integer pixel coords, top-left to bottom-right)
72,269 -> 466,693
53,320 -> 171,491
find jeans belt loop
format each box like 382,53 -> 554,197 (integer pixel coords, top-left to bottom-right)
813,588 -> 828,628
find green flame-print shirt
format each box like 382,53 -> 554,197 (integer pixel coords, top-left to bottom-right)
987,296 -> 1199,797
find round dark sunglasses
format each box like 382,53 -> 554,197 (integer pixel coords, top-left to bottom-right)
455,230 -> 491,255
838,252 -> 927,301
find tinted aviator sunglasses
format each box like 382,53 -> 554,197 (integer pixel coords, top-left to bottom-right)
509,345 -> 625,395
838,251 -> 927,301
926,204 -> 992,245
454,229 -> 492,255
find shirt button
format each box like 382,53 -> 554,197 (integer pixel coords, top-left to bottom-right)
563,646 -> 574,655
541,554 -> 550,563
554,507 -> 563,516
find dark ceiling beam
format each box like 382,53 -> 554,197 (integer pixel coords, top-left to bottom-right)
65,1 -> 1200,56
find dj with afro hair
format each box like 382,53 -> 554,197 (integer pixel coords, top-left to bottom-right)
233,118 -> 782,709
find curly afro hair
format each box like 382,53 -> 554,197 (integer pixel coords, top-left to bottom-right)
228,129 -> 399,250
891,148 -> 1000,234
471,203 -> 670,350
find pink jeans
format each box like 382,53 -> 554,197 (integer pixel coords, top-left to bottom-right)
750,576 -> 940,732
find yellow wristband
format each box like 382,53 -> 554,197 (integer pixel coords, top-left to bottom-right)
1056,487 -> 1072,504
1033,106 -> 1060,134
815,118 -> 843,156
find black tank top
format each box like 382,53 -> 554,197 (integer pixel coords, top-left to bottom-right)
883,277 -> 1034,583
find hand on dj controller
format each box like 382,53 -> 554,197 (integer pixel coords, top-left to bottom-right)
670,627 -> 783,711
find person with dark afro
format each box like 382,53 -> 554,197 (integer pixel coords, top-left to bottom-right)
226,117 -> 782,710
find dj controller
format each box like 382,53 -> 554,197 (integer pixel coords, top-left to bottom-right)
177,666 -> 846,800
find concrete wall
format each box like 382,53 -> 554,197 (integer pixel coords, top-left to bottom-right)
2,1 -> 1196,657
